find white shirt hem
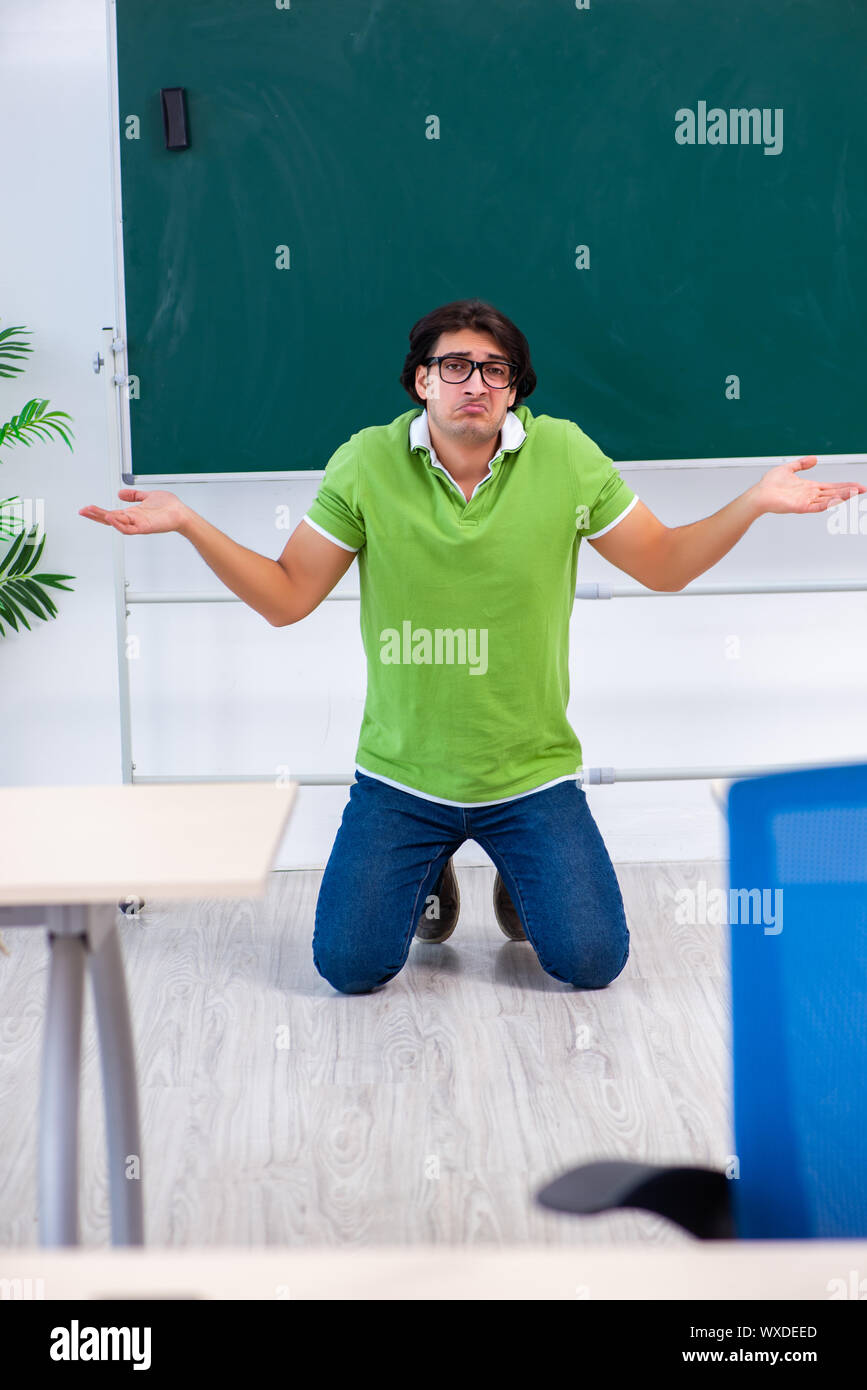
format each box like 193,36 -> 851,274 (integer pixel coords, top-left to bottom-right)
584,493 -> 640,539
353,765 -> 581,808
301,515 -> 359,552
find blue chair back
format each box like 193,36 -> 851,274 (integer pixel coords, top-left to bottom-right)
727,762 -> 867,1238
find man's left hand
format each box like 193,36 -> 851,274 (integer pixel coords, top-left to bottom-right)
751,456 -> 866,516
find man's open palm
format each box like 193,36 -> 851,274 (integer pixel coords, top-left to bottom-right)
79,489 -> 188,535
753,457 -> 866,515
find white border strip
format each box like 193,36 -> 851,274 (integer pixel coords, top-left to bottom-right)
124,454 -> 867,485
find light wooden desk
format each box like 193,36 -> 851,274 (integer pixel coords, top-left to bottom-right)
2,1242 -> 866,1300
0,782 -> 297,1249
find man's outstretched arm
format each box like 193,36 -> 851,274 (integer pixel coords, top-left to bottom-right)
588,456 -> 866,592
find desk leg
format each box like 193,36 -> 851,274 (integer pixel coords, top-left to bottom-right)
39,926 -> 85,1246
88,909 -> 144,1246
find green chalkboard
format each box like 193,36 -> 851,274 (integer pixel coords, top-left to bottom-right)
114,0 -> 866,474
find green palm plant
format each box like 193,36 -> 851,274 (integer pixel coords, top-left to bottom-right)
0,320 -> 76,638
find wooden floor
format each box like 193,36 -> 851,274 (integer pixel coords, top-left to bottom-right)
0,860 -> 731,1247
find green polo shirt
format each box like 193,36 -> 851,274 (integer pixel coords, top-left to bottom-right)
302,404 -> 637,805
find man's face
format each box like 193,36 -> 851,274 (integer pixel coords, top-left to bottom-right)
415,331 -> 518,445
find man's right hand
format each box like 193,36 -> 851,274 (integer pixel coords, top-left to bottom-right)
79,489 -> 191,535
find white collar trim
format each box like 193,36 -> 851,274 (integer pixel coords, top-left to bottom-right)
409,407 -> 526,501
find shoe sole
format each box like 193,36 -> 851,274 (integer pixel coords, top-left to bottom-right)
415,858 -> 460,943
493,871 -> 527,941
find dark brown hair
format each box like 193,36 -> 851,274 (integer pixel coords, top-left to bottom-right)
399,298 -> 537,409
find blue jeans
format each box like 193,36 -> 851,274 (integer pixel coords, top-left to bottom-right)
313,771 -> 630,994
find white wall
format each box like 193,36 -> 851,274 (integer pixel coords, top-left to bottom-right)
2,0 -> 865,870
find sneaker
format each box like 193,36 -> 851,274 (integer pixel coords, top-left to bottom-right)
493,871 -> 527,940
415,857 -> 460,943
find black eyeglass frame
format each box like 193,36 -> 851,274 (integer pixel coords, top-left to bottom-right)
423,356 -> 519,388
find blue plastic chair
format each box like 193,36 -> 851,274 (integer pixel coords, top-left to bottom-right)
536,762 -> 867,1239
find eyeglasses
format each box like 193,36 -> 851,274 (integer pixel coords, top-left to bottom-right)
424,356 -> 517,388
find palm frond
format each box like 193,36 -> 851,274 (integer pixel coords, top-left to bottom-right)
0,495 -> 23,541
0,322 -> 34,379
0,524 -> 74,638
0,398 -> 75,453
